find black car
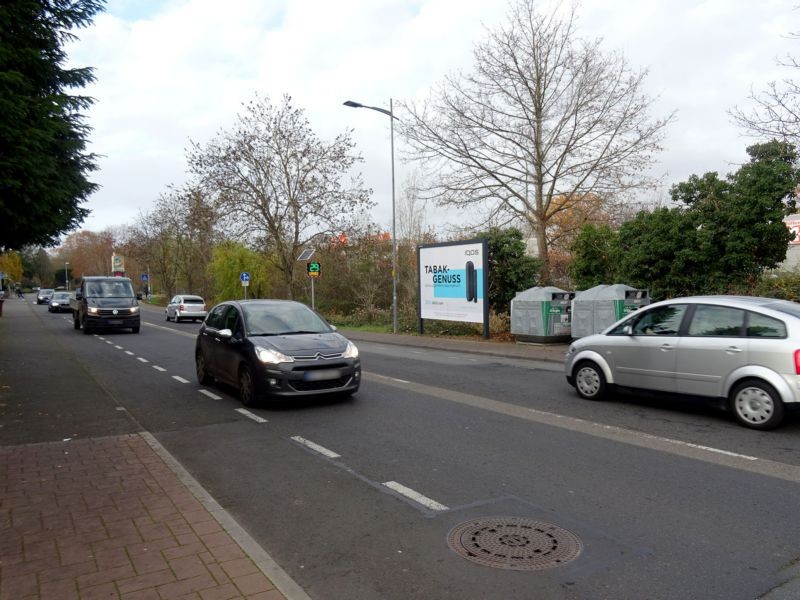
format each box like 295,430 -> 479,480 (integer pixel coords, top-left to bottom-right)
36,288 -> 55,305
195,300 -> 361,406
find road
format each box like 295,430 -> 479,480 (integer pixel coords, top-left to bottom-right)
3,299 -> 800,600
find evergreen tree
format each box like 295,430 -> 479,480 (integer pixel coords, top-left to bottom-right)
0,0 -> 104,250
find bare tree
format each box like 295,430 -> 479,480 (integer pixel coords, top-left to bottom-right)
396,170 -> 432,244
731,27 -> 800,141
399,0 -> 672,282
187,94 -> 373,298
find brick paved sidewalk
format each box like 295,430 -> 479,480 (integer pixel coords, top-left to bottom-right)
0,434 -> 287,600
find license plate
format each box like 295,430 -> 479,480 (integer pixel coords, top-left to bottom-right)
303,369 -> 340,381
107,319 -> 123,325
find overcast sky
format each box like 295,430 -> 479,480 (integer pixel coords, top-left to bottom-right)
65,0 -> 796,236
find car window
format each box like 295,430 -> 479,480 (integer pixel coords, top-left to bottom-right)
171,296 -> 180,304
746,312 -> 786,338
687,305 -> 745,337
630,304 -> 687,336
222,306 -> 241,332
206,304 -> 228,329
183,296 -> 204,303
242,303 -> 330,335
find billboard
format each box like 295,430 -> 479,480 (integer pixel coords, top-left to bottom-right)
418,239 -> 488,327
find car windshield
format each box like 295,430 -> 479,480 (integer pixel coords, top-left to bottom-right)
52,293 -> 70,301
242,303 -> 331,336
86,280 -> 135,298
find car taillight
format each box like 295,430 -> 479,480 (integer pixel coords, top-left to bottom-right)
179,304 -> 185,312
795,350 -> 800,374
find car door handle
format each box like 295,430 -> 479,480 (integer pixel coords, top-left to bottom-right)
660,344 -> 674,351
726,346 -> 743,354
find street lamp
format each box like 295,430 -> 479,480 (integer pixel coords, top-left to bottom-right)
65,262 -> 69,291
343,99 -> 398,334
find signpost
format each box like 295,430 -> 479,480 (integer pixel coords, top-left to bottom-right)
240,271 -> 250,300
296,249 -> 317,310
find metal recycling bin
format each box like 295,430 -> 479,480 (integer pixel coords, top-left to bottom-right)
570,284 -> 649,338
510,286 -> 575,343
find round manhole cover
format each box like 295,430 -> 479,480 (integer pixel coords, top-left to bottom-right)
447,517 -> 582,571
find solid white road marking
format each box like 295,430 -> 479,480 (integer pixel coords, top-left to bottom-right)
137,357 -> 149,363
172,376 -> 190,383
382,481 -> 449,511
290,436 -> 340,458
199,389 -> 222,400
152,366 -> 167,372
235,408 -> 268,423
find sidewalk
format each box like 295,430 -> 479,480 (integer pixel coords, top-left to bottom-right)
0,298 -> 296,600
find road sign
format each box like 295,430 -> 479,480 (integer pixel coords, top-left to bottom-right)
240,272 -> 251,282
141,273 -> 148,282
307,262 -> 321,278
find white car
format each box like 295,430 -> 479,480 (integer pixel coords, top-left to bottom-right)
166,295 -> 207,323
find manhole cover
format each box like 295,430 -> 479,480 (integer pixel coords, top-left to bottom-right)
447,517 -> 582,571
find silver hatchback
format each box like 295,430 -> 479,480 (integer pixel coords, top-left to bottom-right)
166,295 -> 207,323
564,295 -> 800,430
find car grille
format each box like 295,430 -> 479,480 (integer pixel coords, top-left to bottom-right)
289,376 -> 352,392
291,351 -> 344,360
96,308 -> 134,316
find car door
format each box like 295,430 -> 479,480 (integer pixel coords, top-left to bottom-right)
214,305 -> 246,383
198,304 -> 228,377
675,304 -> 748,397
607,303 -> 689,392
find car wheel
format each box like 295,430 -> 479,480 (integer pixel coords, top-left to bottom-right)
165,312 -> 170,321
81,316 -> 91,335
175,315 -> 181,323
729,380 -> 785,430
238,364 -> 260,407
196,351 -> 213,385
573,360 -> 607,400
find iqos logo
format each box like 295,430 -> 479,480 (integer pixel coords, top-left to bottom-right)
464,249 -> 479,256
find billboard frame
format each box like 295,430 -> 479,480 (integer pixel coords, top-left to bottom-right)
417,238 -> 489,339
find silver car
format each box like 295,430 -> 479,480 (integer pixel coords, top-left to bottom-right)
166,295 -> 207,323
564,295 -> 800,430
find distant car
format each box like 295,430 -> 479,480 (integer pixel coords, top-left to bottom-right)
195,299 -> 361,406
36,289 -> 55,305
166,295 -> 207,323
48,291 -> 73,313
565,295 -> 800,430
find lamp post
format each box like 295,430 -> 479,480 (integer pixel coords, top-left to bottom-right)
343,99 -> 398,334
65,262 -> 69,291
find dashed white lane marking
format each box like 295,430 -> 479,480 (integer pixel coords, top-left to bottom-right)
172,376 -> 190,383
390,377 -> 410,384
98,337 -> 105,340
114,345 -> 123,350
290,436 -> 340,458
235,408 -> 268,423
153,366 -> 167,372
125,351 -> 134,356
137,357 -> 149,363
382,481 -> 449,511
199,389 -> 222,400
105,341 -> 113,344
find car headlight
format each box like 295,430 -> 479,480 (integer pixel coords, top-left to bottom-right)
88,307 -> 99,314
130,307 -> 139,314
342,341 -> 359,359
255,346 -> 295,364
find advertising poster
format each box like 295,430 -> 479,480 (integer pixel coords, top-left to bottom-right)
418,239 -> 487,325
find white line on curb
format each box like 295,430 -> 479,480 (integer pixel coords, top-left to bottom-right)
137,357 -> 149,363
199,389 -> 222,400
235,408 -> 268,423
172,376 -> 190,383
152,366 -> 167,372
290,436 -> 340,458
382,481 -> 448,511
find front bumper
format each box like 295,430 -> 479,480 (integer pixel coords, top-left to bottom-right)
256,359 -> 361,397
84,314 -> 140,329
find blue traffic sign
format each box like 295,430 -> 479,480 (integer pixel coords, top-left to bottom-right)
240,272 -> 251,282
141,273 -> 149,282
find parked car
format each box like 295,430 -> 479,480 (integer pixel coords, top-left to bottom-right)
195,300 -> 360,406
166,295 -> 207,323
48,291 -> 73,313
36,289 -> 55,305
564,295 -> 800,430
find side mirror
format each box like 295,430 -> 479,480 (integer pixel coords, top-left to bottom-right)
136,292 -> 143,300
330,324 -> 337,331
218,328 -> 233,339
75,291 -> 83,300
623,324 -> 633,336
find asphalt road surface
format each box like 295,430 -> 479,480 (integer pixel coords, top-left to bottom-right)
3,299 -> 800,600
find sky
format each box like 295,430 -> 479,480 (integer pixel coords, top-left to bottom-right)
65,0 -> 797,236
